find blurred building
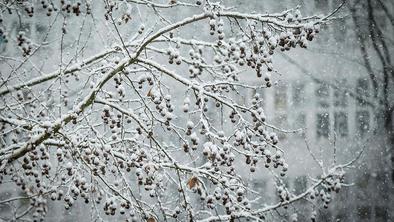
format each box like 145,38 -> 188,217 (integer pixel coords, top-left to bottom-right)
242,0 -> 394,221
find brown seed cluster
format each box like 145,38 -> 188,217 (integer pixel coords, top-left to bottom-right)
17,31 -> 32,57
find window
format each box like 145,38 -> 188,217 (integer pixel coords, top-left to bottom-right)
274,86 -> 287,110
357,172 -> 370,189
375,172 -> 389,201
274,86 -> 287,139
315,83 -> 330,108
357,206 -> 371,220
316,113 -> 330,138
356,78 -> 369,107
335,210 -> 348,222
318,210 -> 332,222
334,80 -> 348,107
335,18 -> 347,42
375,110 -> 386,131
295,113 -> 306,128
292,83 -> 305,107
356,111 -> 370,136
334,112 -> 348,137
293,176 -> 307,195
334,90 -> 348,107
315,0 -> 328,11
375,206 -> 388,221
275,114 -> 287,140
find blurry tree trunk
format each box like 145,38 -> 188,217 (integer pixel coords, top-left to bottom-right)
283,1 -> 394,220
350,0 -> 394,220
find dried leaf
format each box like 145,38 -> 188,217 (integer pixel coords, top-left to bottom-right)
147,217 -> 156,222
187,176 -> 199,189
147,88 -> 153,97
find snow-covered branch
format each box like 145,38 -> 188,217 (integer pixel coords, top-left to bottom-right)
0,1 -> 352,221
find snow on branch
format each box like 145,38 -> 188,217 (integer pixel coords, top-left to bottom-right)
0,1 -> 352,221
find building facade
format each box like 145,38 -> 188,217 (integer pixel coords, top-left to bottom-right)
243,0 -> 394,221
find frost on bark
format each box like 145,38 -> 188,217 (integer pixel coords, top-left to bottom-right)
0,1 -> 355,221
